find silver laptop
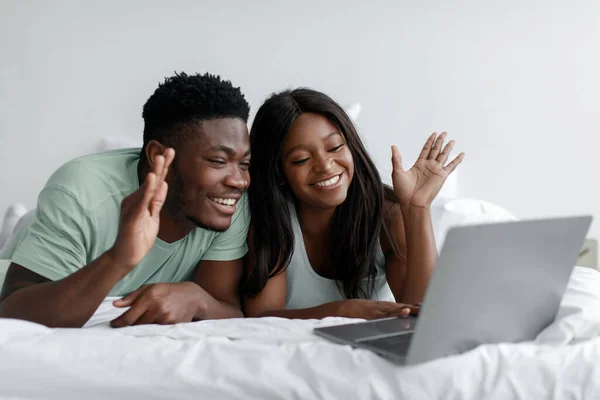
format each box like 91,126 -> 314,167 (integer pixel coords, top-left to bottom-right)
314,216 -> 592,365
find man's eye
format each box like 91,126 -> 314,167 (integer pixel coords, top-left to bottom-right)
292,158 -> 310,165
208,159 -> 226,165
240,162 -> 251,170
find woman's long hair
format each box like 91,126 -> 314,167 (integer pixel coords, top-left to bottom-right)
242,88 -> 400,299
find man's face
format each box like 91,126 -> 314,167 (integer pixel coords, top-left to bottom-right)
166,118 -> 250,232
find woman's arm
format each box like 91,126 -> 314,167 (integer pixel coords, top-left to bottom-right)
384,132 -> 464,304
242,232 -> 341,318
400,204 -> 437,303
243,228 -> 417,319
382,202 -> 437,305
243,271 -> 415,319
243,269 -> 342,319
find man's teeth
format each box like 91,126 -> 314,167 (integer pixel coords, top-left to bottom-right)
315,175 -> 340,187
210,197 -> 236,206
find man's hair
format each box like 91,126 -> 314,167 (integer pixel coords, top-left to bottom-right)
141,72 -> 250,157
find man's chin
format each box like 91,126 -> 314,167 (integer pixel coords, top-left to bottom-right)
186,215 -> 230,233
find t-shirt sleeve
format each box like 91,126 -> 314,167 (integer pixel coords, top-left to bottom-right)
201,195 -> 250,261
10,187 -> 92,281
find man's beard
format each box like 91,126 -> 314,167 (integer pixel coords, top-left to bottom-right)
185,215 -> 226,233
165,166 -> 226,233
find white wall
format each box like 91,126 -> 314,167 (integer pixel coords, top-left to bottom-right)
1,0 -> 599,236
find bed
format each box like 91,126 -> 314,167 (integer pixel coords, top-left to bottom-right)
1,158 -> 598,399
0,266 -> 598,399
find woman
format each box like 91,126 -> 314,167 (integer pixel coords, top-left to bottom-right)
242,88 -> 464,320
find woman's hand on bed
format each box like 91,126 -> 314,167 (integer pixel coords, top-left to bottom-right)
391,132 -> 464,209
110,282 -> 208,327
335,299 -> 420,320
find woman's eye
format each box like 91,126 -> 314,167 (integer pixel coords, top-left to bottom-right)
292,158 -> 310,165
329,144 -> 344,152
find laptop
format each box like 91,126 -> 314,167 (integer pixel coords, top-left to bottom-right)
314,216 -> 592,365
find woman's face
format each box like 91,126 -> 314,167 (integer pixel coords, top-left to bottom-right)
280,112 -> 354,210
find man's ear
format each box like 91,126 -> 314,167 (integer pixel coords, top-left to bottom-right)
144,140 -> 168,168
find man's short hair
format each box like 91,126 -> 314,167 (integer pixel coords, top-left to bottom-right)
141,72 -> 250,151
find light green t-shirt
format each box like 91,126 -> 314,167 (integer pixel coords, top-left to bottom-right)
4,148 -> 250,296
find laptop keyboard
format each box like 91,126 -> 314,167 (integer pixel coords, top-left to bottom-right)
359,332 -> 414,354
315,316 -> 417,343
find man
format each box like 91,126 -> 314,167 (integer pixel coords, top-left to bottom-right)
0,72 -> 252,328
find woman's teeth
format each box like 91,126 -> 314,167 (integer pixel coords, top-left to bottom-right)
315,174 -> 340,187
209,197 -> 236,206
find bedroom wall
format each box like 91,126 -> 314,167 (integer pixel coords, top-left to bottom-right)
1,0 -> 600,237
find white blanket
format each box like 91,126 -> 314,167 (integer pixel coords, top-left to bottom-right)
1,267 -> 600,399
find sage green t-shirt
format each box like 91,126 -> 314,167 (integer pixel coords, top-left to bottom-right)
4,148 -> 250,296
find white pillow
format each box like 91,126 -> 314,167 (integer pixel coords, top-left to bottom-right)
0,203 -> 27,252
431,197 -> 518,252
345,102 -> 362,121
0,209 -> 35,261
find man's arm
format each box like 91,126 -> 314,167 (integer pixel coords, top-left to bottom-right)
111,193 -> 251,327
109,258 -> 245,327
0,148 -> 175,328
192,258 -> 244,319
0,256 -> 133,327
191,194 -> 250,319
0,264 -> 50,302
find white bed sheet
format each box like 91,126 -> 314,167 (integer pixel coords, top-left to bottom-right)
1,267 -> 600,400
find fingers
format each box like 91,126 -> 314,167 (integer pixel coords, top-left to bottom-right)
377,301 -> 416,318
443,152 -> 466,174
406,305 -> 420,316
418,133 -> 437,160
113,285 -> 149,308
150,181 -> 168,217
149,148 -> 174,216
157,148 -> 175,183
390,145 -> 404,175
142,153 -> 165,208
417,132 -> 463,173
133,309 -> 161,326
436,140 -> 455,165
140,148 -> 174,213
110,300 -> 149,328
140,172 -> 157,209
387,307 -> 412,318
386,303 -> 420,318
428,132 -> 447,160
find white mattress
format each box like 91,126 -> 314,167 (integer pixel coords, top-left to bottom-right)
1,267 -> 600,399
